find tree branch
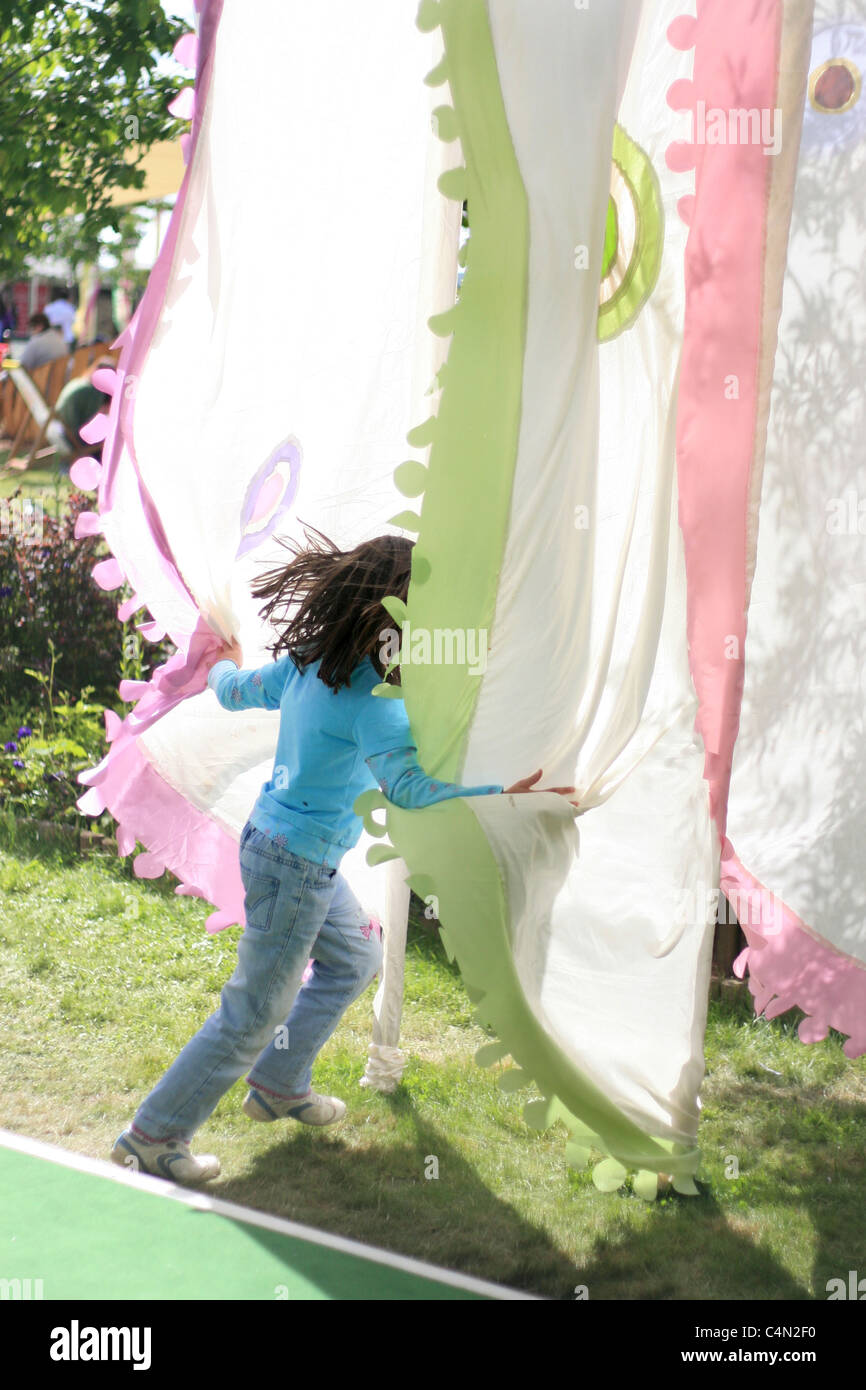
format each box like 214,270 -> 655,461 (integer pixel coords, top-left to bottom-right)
0,46 -> 56,90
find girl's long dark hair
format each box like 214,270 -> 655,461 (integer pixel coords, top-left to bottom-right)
252,525 -> 413,691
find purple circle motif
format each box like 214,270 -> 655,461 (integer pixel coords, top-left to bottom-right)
803,24 -> 866,152
237,436 -> 302,559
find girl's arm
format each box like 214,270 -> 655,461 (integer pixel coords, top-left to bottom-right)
365,746 -> 502,810
355,688 -> 500,808
207,657 -> 290,712
355,688 -> 576,809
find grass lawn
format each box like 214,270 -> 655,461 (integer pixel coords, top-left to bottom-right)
0,818 -> 863,1301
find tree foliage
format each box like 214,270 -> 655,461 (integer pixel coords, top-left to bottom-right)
0,0 -> 186,277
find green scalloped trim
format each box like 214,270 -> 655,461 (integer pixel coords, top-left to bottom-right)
394,461 -> 428,498
380,0 -> 700,1198
355,788 -> 388,839
388,510 -> 423,533
381,595 -> 408,626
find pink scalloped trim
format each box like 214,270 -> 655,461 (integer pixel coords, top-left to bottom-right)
722,841 -> 866,1059
117,593 -> 142,622
74,511 -> 102,539
168,87 -> 195,122
69,457 -> 102,490
80,412 -> 109,445
91,367 -> 118,394
667,15 -> 698,51
78,735 -> 244,933
173,33 -> 199,69
79,622 -> 223,768
92,558 -> 124,591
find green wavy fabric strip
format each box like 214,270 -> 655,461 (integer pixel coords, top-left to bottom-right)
400,0 -> 528,780
359,0 -> 703,1192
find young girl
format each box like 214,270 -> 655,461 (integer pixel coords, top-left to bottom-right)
112,527 -> 575,1185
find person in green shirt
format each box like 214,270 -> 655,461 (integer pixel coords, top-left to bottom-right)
47,357 -> 114,466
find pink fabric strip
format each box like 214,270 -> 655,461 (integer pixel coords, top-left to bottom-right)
674,0 -> 782,830
674,2 -> 866,1055
76,2 -> 239,931
100,0 -> 224,552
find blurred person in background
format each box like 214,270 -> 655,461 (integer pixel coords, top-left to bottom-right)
46,356 -> 114,467
45,286 -> 77,346
18,312 -> 66,371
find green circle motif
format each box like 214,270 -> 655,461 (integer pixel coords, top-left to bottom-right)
601,196 -> 619,281
597,124 -> 665,343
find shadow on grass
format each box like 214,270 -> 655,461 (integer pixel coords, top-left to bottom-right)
577,1024 -> 864,1299
573,1188 -> 809,1301
214,1094 -> 581,1300
707,1084 -> 864,1302
214,1072 -> 866,1301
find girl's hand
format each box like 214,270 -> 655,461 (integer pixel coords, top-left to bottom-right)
504,768 -> 579,807
210,639 -> 242,670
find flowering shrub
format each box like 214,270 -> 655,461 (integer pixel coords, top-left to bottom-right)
0,489 -> 126,705
0,690 -> 110,826
0,488 -> 175,826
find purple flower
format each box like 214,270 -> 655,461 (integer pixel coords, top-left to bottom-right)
0,585 -> 12,597
17,726 -> 32,739
4,741 -> 17,753
12,759 -> 24,769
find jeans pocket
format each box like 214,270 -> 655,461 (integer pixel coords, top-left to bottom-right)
242,871 -> 280,933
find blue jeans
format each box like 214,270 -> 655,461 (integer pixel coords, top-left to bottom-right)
132,824 -> 383,1143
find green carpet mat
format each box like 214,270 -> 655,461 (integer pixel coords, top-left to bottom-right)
0,1139 -> 499,1300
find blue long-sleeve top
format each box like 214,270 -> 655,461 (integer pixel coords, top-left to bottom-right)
207,656 -> 502,868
